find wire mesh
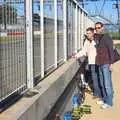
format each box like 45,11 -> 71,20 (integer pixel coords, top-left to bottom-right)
67,0 -> 73,58
57,0 -> 64,64
72,3 -> 75,54
0,0 -> 27,102
33,0 -> 41,82
44,1 -> 55,72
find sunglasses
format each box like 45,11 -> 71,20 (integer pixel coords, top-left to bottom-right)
95,27 -> 101,29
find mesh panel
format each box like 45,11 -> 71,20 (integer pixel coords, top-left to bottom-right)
57,0 -> 63,63
33,0 -> 41,80
0,0 -> 27,101
44,1 -> 55,72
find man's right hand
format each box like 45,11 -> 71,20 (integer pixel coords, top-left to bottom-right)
73,53 -> 80,59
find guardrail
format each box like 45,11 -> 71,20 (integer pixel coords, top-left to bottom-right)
0,0 -> 94,110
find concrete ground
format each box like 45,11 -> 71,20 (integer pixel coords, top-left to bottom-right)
113,40 -> 120,45
80,61 -> 120,120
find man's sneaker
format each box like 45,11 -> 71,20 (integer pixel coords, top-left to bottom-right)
96,100 -> 104,105
101,104 -> 111,109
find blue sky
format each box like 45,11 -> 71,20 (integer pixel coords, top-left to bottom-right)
84,0 -> 119,24
30,0 -> 119,23
0,0 -> 118,24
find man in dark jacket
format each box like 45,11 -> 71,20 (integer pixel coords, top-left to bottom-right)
95,22 -> 114,109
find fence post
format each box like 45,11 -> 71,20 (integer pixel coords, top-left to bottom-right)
75,4 -> 78,53
63,0 -> 67,61
26,0 -> 34,88
54,0 -> 57,68
81,11 -> 84,48
40,0 -> 44,78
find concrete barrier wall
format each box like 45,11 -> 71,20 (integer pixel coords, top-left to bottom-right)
0,58 -> 80,120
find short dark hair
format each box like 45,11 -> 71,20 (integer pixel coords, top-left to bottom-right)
95,22 -> 104,27
86,27 -> 94,33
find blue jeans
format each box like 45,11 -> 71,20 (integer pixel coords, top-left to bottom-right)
89,65 -> 102,98
98,64 -> 113,106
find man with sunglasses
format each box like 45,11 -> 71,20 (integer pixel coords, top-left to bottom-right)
95,22 -> 114,109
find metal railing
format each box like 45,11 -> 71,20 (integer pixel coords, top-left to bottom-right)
0,0 -> 94,108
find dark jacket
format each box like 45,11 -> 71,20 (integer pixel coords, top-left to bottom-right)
95,33 -> 114,65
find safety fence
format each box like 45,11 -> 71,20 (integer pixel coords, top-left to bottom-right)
0,0 -> 94,107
